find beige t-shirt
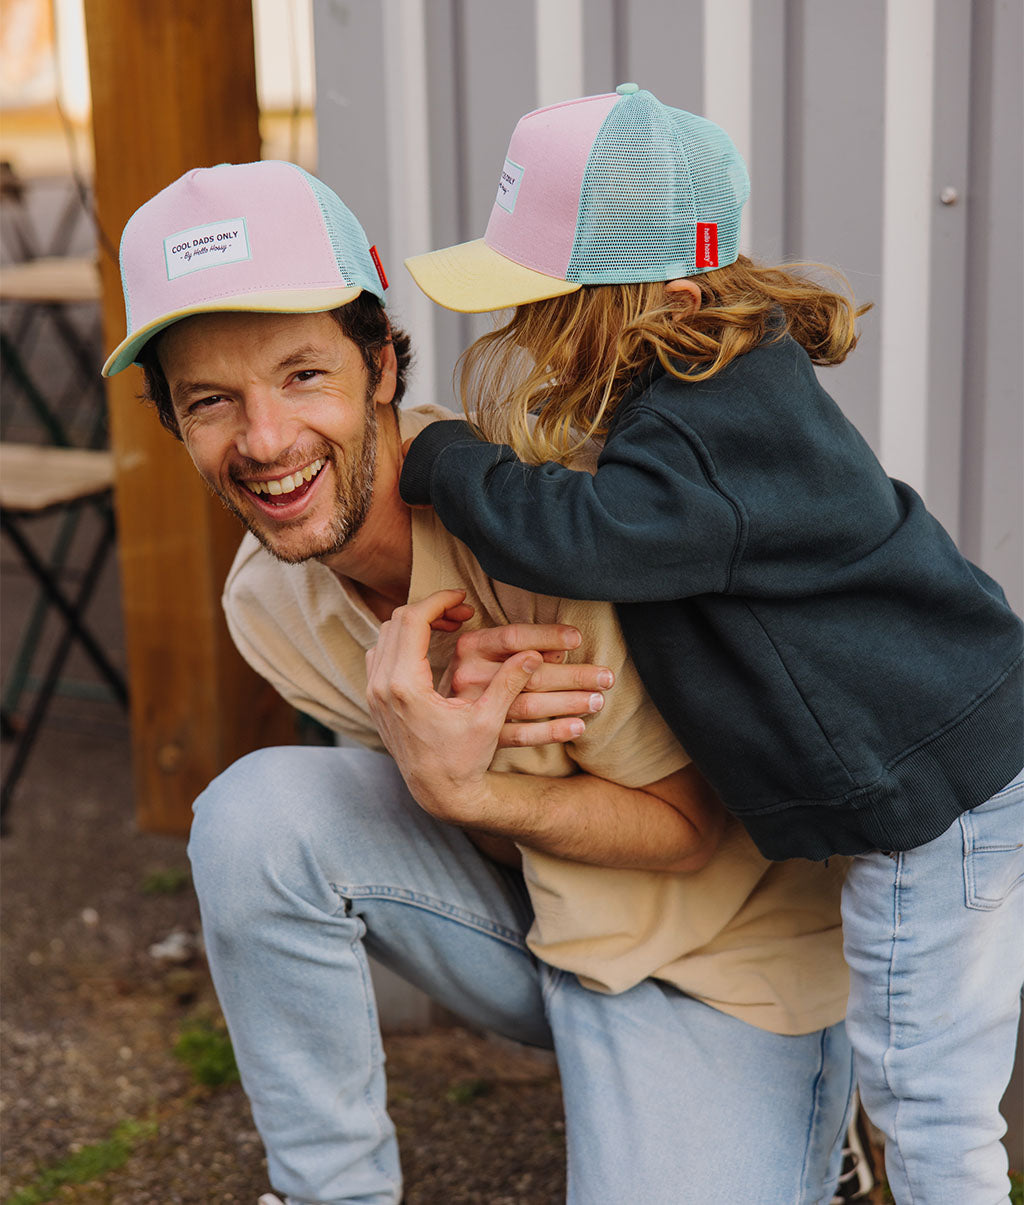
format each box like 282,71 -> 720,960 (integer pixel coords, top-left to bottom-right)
223,405 -> 849,1035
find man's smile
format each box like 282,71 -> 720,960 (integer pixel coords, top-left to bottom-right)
239,457 -> 327,506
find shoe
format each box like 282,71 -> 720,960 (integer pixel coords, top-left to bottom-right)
830,1094 -> 876,1203
257,1196 -> 285,1205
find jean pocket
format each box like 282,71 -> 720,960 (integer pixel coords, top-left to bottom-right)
961,773 -> 1024,910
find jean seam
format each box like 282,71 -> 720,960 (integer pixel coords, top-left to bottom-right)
349,928 -> 402,1198
797,1028 -> 827,1204
884,852 -> 921,1205
330,882 -> 532,954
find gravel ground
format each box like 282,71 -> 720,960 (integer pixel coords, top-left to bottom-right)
0,708 -> 565,1204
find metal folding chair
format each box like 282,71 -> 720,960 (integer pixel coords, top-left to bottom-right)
0,254 -> 106,438
1,169 -> 125,828
0,443 -> 128,826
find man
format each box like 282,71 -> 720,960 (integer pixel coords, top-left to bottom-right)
104,161 -> 855,1205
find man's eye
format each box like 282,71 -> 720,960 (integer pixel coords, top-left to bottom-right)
294,369 -> 322,383
188,395 -> 226,413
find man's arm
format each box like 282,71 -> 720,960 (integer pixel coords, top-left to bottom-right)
366,591 -> 725,872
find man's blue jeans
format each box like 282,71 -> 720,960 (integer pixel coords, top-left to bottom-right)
189,746 -> 854,1204
842,766 -> 1024,1204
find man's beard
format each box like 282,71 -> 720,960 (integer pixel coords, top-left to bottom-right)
221,394 -> 379,565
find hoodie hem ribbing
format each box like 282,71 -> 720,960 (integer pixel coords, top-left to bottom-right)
743,656 -> 1023,861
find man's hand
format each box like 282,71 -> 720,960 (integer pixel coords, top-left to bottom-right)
365,590 -> 538,821
436,591 -> 614,748
366,593 -> 725,868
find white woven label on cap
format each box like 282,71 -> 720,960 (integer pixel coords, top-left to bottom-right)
164,218 -> 251,279
495,159 -> 524,214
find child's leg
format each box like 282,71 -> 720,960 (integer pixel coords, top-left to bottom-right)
841,767 -> 1024,1204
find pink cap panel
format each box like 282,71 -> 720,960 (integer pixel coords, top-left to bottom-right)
483,93 -> 620,280
120,162 -> 346,332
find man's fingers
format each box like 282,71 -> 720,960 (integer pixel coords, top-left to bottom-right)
459,623 -> 582,661
368,591 -> 469,702
447,653 -> 614,700
384,589 -> 468,657
522,662 -> 614,694
505,689 -> 605,722
479,650 -> 543,721
496,716 -> 587,749
429,601 -> 475,633
409,588 -> 469,622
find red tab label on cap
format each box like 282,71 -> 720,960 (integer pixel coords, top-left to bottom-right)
369,245 -> 388,291
696,222 -> 719,269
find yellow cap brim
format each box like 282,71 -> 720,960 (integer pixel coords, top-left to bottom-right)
101,284 -> 365,377
404,238 -> 580,314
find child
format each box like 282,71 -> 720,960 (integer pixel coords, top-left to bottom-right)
400,85 -> 1024,1203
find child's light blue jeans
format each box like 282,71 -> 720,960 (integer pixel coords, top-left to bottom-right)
842,766 -> 1024,1205
188,745 -> 854,1205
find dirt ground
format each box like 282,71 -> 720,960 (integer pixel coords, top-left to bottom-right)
0,705 -> 566,1204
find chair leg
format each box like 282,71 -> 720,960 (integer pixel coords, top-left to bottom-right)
2,505 -> 84,716
0,507 -> 128,703
1,505 -> 128,828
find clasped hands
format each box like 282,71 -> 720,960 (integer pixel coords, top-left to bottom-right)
365,588 -> 612,828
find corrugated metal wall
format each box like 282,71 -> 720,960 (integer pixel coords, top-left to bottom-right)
313,0 -> 1022,611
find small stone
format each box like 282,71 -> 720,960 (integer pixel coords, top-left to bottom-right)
147,928 -> 195,964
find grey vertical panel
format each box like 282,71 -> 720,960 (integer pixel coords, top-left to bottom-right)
312,1 -> 389,250
750,0 -> 787,260
583,0 -> 619,93
423,0 -> 469,408
457,0 -> 537,345
923,0 -> 972,540
622,0 -> 703,112
458,2 -> 536,234
782,0 -> 806,256
962,0 -> 1024,608
785,0 -> 885,447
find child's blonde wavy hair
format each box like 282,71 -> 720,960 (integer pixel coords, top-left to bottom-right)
458,255 -> 872,464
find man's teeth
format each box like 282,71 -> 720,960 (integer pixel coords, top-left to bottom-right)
248,459 -> 324,496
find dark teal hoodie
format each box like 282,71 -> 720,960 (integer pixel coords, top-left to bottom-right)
400,334 -> 1023,861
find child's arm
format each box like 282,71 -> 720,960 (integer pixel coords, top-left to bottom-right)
400,414 -> 740,601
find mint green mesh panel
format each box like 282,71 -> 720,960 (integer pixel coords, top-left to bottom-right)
567,91 -> 749,283
296,165 -> 386,303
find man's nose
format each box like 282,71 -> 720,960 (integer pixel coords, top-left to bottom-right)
235,390 -> 298,464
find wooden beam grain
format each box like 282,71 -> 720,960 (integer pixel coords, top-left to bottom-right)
84,0 -> 295,834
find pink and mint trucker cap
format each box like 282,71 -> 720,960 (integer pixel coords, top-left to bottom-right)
103,160 -> 387,377
405,83 -> 750,314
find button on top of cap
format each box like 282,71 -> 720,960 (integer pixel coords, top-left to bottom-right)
616,82 -> 640,95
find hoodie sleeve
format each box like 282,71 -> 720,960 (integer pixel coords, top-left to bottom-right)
399,405 -> 740,602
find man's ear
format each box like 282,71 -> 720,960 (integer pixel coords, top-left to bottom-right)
664,277 -> 702,313
374,338 -> 398,408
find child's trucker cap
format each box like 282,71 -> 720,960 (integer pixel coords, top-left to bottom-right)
103,160 -> 388,377
405,84 -> 750,314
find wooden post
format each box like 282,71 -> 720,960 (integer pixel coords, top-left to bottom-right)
85,0 -> 295,834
